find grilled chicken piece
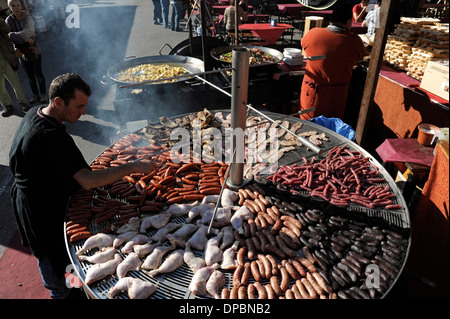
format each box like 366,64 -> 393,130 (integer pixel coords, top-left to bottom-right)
186,203 -> 215,223
149,249 -> 184,277
109,277 -> 156,299
142,245 -> 174,270
151,222 -> 181,243
230,205 -> 253,234
121,234 -> 150,254
76,233 -> 116,256
220,241 -> 239,270
206,269 -> 225,299
113,231 -> 138,248
133,242 -> 158,258
78,247 -> 117,264
219,226 -> 234,250
204,233 -> 224,266
166,223 -> 198,248
116,252 -> 142,279
189,263 -> 219,296
184,242 -> 206,274
85,253 -> 122,285
166,203 -> 198,217
187,224 -> 217,251
140,212 -> 171,233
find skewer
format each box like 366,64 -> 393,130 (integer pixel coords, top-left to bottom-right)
244,104 -> 324,154
207,148 -> 236,235
245,108 -> 315,129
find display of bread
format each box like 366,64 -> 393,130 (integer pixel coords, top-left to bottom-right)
383,17 -> 449,80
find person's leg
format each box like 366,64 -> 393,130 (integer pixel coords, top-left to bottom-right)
37,255 -> 71,299
2,60 -> 29,113
0,60 -> 14,113
161,0 -> 170,28
153,0 -> 162,23
4,61 -> 27,103
31,56 -> 47,102
171,3 -> 176,30
20,58 -> 39,96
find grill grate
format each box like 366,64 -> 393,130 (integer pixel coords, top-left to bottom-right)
66,110 -> 410,299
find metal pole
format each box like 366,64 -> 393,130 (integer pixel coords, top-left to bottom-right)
228,47 -> 250,188
234,0 -> 239,45
355,0 -> 394,145
200,0 -> 209,73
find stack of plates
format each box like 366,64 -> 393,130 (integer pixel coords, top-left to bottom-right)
283,48 -> 303,66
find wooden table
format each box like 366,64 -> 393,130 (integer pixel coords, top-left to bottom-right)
239,23 -> 293,45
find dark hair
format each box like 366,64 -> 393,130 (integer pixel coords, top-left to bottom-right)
49,73 -> 91,105
330,2 -> 353,25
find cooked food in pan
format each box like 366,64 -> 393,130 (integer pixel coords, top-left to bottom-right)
220,48 -> 278,65
117,64 -> 188,83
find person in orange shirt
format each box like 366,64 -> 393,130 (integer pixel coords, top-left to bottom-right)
352,0 -> 369,22
299,3 -> 365,121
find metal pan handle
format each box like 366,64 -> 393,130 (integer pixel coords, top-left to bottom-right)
305,55 -> 326,61
159,43 -> 173,56
100,75 -> 115,86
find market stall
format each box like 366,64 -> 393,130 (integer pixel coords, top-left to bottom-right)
58,0 -> 447,300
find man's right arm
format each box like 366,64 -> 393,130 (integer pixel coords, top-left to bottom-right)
73,159 -> 156,190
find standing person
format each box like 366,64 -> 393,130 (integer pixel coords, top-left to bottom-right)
6,0 -> 47,104
161,0 -> 171,28
0,16 -> 29,117
299,2 -> 365,121
352,0 -> 368,22
170,0 -> 183,31
223,0 -> 247,34
152,0 -> 163,25
9,73 -> 156,299
360,0 -> 381,46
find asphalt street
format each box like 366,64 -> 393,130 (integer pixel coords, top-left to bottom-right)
0,0 -> 198,259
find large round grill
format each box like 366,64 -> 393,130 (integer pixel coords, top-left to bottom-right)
65,109 -> 410,300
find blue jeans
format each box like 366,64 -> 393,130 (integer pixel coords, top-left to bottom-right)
170,2 -> 184,30
160,0 -> 170,27
152,0 -> 162,23
37,255 -> 71,299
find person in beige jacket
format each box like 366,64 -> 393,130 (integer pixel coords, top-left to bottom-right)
0,16 -> 28,117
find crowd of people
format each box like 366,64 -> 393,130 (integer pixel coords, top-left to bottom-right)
1,0 -> 46,117
152,0 -> 188,31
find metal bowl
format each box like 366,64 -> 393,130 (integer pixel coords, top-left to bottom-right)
104,55 -> 205,85
210,45 -> 284,66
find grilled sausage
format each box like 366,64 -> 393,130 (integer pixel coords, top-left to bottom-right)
238,286 -> 247,299
270,275 -> 282,296
257,254 -> 272,279
253,282 -> 267,299
279,265 -> 290,292
247,283 -> 257,299
250,260 -> 261,282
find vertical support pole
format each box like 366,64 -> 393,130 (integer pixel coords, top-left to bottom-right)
200,0 -> 211,72
234,1 -> 239,45
228,47 -> 250,188
354,0 -> 394,145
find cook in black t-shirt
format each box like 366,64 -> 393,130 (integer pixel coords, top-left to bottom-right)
8,73 -> 156,298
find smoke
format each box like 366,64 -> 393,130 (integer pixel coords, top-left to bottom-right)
36,2 -> 229,148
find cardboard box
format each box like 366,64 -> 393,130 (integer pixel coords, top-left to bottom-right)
420,60 -> 449,101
